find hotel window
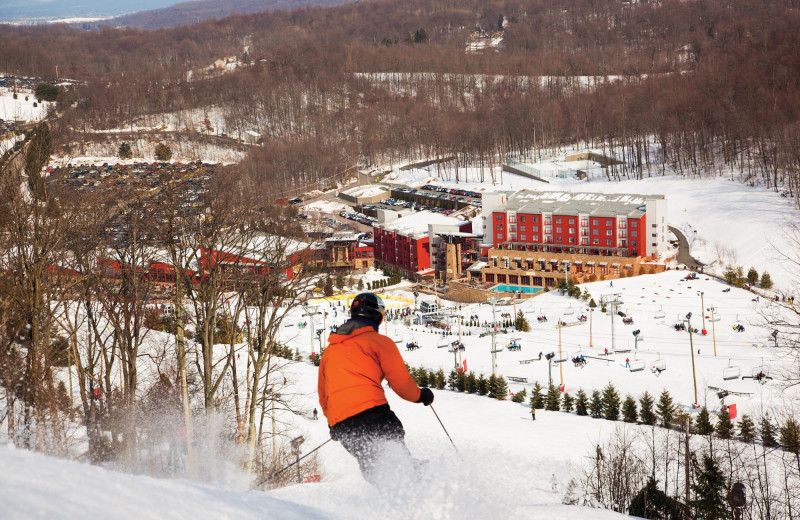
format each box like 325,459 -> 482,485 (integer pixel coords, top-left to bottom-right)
569,237 -> 575,244
569,218 -> 575,224
497,233 -> 503,239
556,227 -> 562,233
496,224 -> 502,230
593,229 -> 599,235
592,219 -> 599,226
607,219 -> 613,226
593,239 -> 599,245
568,228 -> 575,234
631,221 -> 638,227
556,236 -> 562,243
631,231 -> 637,237
556,218 -> 562,224
532,226 -> 539,232
520,235 -> 527,241
606,230 -> 612,236
520,216 -> 526,222
520,225 -> 526,231
533,217 -> 538,223
606,239 -> 612,245
632,241 -> 638,247
496,215 -> 502,221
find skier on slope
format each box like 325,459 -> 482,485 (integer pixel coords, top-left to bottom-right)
318,292 -> 434,484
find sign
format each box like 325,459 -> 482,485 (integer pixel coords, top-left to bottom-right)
304,474 -> 321,483
728,403 -> 737,420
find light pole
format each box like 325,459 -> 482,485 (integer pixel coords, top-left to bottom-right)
697,291 -> 705,330
708,306 -> 717,356
588,307 -> 594,348
686,312 -> 698,406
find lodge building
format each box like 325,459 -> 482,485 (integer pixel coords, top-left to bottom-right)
475,190 -> 669,289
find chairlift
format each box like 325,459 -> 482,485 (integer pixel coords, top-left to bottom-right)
651,358 -> 667,373
654,305 -> 665,320
722,359 -> 741,381
709,310 -> 721,322
751,365 -> 770,378
629,359 -> 646,372
564,305 -> 575,316
507,337 -> 522,351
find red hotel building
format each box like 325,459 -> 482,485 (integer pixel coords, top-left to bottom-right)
373,211 -> 472,280
477,190 -> 669,288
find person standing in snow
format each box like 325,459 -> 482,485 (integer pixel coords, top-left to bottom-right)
625,358 -> 630,368
318,292 -> 434,483
530,407 -> 536,421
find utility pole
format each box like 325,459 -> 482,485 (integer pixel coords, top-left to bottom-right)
709,306 -> 717,356
491,297 -> 499,375
558,322 -> 564,385
589,307 -> 594,347
684,416 -> 691,506
686,312 -> 698,406
698,291 -> 705,330
602,293 -> 622,352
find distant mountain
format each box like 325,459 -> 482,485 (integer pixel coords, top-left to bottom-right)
87,0 -> 359,30
0,0 -> 181,24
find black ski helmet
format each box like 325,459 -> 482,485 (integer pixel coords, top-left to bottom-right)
350,292 -> 386,325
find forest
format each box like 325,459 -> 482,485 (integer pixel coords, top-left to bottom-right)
2,0 -> 799,202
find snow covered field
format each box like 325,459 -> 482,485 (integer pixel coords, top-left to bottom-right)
0,87 -> 51,123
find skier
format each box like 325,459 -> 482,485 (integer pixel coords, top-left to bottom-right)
625,358 -> 630,368
318,292 -> 434,484
313,408 -> 318,420
531,407 -> 536,421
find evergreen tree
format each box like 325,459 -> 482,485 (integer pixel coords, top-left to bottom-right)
464,371 -> 477,393
779,417 -> 800,455
589,390 -> 603,418
515,311 -> 530,332
695,407 -> 714,435
456,371 -> 466,392
575,389 -> 588,416
561,392 -> 574,413
715,403 -> 734,439
511,388 -> 527,403
656,390 -> 675,428
433,369 -> 446,390
738,414 -> 755,443
622,395 -> 638,423
487,374 -> 498,398
545,384 -> 561,411
530,381 -> 545,409
629,477 -> 686,520
760,271 -> 773,290
118,141 -> 132,159
494,376 -> 508,400
323,277 -> 334,296
335,274 -> 344,290
722,265 -> 738,285
589,298 -> 597,308
689,454 -> 730,520
746,267 -> 759,285
154,142 -> 172,161
447,370 -> 459,391
761,415 -> 779,448
357,278 -> 364,291
477,374 -> 488,396
418,368 -> 429,387
601,383 -> 621,421
639,391 -> 656,426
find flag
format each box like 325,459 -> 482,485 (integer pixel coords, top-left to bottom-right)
560,384 -> 565,392
728,403 -> 737,420
463,360 -> 467,372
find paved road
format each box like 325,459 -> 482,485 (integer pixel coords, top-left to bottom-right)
669,225 -> 704,269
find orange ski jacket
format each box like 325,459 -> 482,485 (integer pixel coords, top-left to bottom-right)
318,319 -> 421,427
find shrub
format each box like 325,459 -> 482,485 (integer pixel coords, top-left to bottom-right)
154,142 -> 172,161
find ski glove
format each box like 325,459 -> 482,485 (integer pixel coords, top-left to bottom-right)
417,387 -> 434,406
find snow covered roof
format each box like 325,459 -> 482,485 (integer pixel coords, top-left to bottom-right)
378,211 -> 463,238
500,190 -> 663,217
341,185 -> 389,198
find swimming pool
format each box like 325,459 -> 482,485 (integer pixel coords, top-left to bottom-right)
490,284 -> 543,294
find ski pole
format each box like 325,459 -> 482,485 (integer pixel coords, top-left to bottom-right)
253,438 -> 332,489
429,405 -> 460,456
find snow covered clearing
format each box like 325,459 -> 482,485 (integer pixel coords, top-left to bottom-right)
0,87 -> 51,122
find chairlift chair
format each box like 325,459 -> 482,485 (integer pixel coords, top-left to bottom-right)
654,305 -> 665,319
751,365 -> 770,378
709,311 -> 721,322
564,305 -> 575,315
629,359 -> 646,372
722,360 -> 741,381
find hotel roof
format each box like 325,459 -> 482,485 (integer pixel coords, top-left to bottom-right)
378,211 -> 464,238
499,191 -> 664,218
